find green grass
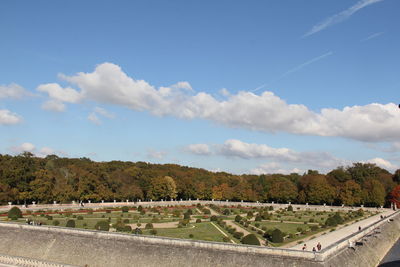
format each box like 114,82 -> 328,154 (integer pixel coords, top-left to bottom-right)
253,221 -> 310,234
142,222 -> 226,242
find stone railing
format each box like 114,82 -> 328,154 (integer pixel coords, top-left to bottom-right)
0,252 -> 78,267
0,200 -> 388,213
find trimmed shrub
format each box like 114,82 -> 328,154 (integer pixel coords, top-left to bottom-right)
183,212 -> 191,219
235,215 -> 242,222
223,209 -> 230,215
66,220 -> 75,228
121,206 -> 129,213
123,225 -> 132,232
255,215 -> 262,221
94,222 -> 109,232
189,233 -> 194,238
203,208 -> 211,215
222,236 -> 230,242
271,229 -> 284,243
196,218 -> 202,223
77,215 -> 84,220
8,207 -> 22,220
233,231 -> 244,239
53,220 -> 60,226
145,223 -> 153,229
123,219 -> 130,223
255,222 -> 260,228
287,205 -> 293,212
210,215 -> 218,221
241,234 -> 260,246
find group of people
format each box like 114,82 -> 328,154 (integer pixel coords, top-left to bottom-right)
302,242 -> 322,252
25,219 -> 42,226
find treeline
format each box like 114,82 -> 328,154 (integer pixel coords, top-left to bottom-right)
0,152 -> 399,207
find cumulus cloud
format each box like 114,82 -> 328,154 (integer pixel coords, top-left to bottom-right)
36,62 -> 400,142
0,109 -> 22,125
147,150 -> 167,160
0,83 -> 30,99
187,139 -> 347,171
366,157 -> 398,172
185,144 -> 211,155
37,83 -> 82,111
304,0 -> 384,37
251,162 -> 304,175
41,100 -> 66,112
8,142 -> 66,157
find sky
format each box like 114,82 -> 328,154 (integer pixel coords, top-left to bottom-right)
1,0 -> 400,175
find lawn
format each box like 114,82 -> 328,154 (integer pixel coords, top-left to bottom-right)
142,222 -> 226,242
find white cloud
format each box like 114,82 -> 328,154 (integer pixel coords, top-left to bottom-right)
8,142 -> 66,157
188,139 -> 347,170
9,142 -> 36,154
304,0 -> 384,37
94,107 -> 114,118
0,83 -> 29,99
185,144 -> 211,155
147,150 -> 167,159
37,83 -> 82,111
88,112 -> 101,125
171,81 -> 193,91
251,162 -> 304,175
366,157 -> 398,172
0,109 -> 22,125
41,100 -> 66,112
37,62 -> 400,142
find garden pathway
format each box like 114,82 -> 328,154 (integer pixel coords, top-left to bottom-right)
291,209 -> 395,251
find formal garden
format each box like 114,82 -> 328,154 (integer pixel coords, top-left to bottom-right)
0,203 -> 378,247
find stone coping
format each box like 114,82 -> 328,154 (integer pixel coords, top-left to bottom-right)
0,252 -> 78,267
0,200 -> 388,213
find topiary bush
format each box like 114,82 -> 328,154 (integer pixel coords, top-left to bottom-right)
66,220 -> 75,228
77,215 -> 83,220
196,218 -> 202,223
241,234 -> 260,246
210,215 -> 217,221
287,205 -> 293,212
145,223 -> 153,229
121,206 -> 129,213
8,207 -> 22,220
235,215 -> 242,222
95,221 -> 110,231
271,229 -> 284,243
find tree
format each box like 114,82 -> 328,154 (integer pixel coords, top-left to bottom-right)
267,178 -> 298,203
362,179 -> 386,207
147,176 -> 177,200
271,229 -> 284,243
8,207 -> 22,220
338,180 -> 362,206
241,234 -> 260,246
390,185 -> 400,208
299,175 -> 335,204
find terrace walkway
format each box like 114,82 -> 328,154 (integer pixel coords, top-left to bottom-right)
291,208 -> 395,251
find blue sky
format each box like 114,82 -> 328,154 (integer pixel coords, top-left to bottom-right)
1,0 -> 399,174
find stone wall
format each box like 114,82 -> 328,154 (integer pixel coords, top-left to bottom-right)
0,207 -> 399,267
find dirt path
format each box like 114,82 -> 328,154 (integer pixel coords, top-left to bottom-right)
210,222 -> 236,244
225,220 -> 266,246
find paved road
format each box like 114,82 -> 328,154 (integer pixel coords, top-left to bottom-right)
291,209 -> 395,251
378,238 -> 400,267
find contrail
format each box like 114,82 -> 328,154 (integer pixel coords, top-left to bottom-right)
252,51 -> 333,93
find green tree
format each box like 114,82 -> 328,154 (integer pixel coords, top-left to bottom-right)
338,180 -> 362,206
362,179 -> 386,207
147,176 -> 177,200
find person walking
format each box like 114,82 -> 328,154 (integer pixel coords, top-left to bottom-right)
302,244 -> 307,251
317,242 -> 322,251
